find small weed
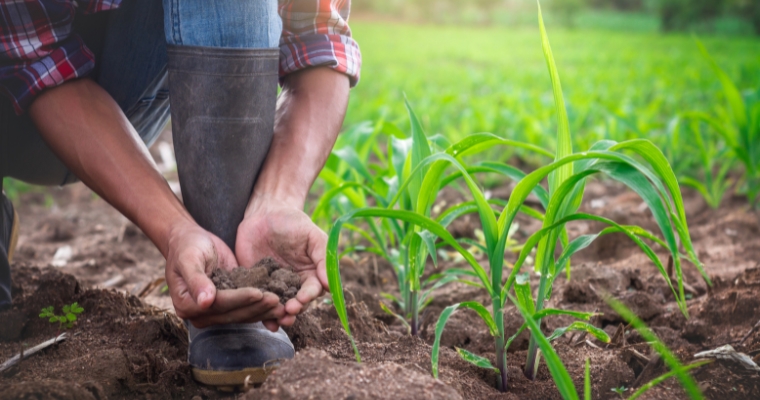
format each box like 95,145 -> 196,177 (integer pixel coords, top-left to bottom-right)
39,302 -> 84,332
611,386 -> 627,397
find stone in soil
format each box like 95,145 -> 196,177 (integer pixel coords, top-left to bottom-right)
211,257 -> 301,304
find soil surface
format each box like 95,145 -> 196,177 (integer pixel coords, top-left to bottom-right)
211,258 -> 301,304
1,138 -> 759,399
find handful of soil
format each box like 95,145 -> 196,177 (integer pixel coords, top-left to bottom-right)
211,257 -> 301,304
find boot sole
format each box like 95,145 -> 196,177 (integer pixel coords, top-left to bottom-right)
192,366 -> 276,391
7,207 -> 18,263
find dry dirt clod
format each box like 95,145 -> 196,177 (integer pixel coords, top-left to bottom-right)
210,257 -> 301,304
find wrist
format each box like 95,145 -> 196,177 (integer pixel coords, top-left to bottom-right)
159,214 -> 199,258
245,186 -> 304,218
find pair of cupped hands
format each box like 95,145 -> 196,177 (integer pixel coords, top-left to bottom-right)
165,202 -> 328,332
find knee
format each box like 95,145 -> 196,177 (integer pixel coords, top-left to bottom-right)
163,0 -> 282,49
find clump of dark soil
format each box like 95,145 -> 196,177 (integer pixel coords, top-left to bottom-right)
211,257 -> 301,304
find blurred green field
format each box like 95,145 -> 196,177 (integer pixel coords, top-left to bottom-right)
344,20 -> 760,155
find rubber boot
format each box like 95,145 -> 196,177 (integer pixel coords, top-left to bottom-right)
167,45 -> 294,389
167,45 -> 278,250
0,189 -> 19,310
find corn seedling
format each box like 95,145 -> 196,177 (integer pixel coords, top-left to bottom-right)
683,40 -> 760,207
675,117 -> 734,209
326,2 -> 707,396
314,102 -> 475,335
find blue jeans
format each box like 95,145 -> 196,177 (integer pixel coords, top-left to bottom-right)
0,0 -> 281,308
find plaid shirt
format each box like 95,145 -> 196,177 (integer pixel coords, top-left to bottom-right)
0,0 -> 361,115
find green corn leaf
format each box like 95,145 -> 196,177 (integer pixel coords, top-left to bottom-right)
584,358 -> 591,400
390,136 -> 413,182
406,98 -> 432,207
510,293 -> 579,400
505,323 -> 528,351
442,268 -> 480,279
420,275 -> 458,307
627,360 -> 712,400
445,132 -> 553,159
435,200 -> 542,231
679,177 -> 714,208
458,237 -> 488,254
408,233 -> 425,292
456,347 -> 497,371
514,273 -> 536,316
695,39 -> 747,130
606,297 -> 705,400
547,321 -> 610,343
431,301 -> 501,378
538,0 -> 572,195
311,182 -> 384,221
417,230 -> 439,269
317,168 -> 365,207
380,292 -> 403,309
429,133 -> 452,150
458,301 -> 499,337
432,304 -> 459,379
439,162 -> 550,208
610,139 -> 710,286
381,121 -> 406,139
333,146 -> 375,183
533,308 -> 599,321
379,301 -> 411,332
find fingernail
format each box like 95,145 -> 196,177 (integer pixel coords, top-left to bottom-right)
197,292 -> 208,306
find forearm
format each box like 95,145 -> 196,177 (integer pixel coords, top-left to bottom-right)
28,79 -> 194,257
246,68 -> 350,213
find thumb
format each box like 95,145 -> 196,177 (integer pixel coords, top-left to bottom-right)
178,245 -> 218,310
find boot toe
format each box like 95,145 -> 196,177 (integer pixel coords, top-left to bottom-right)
187,322 -> 294,388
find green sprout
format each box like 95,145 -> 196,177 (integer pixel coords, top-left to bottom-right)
39,302 -> 84,332
611,386 -> 628,397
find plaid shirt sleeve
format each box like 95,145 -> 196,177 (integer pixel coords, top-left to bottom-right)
278,0 -> 361,87
0,0 -> 121,115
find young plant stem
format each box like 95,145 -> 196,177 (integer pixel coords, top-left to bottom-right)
493,303 -> 508,392
410,291 -> 420,335
524,274 -> 550,380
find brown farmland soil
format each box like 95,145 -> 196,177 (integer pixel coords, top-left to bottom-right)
211,257 -> 301,304
1,178 -> 759,399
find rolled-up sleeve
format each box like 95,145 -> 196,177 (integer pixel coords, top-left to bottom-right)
278,0 -> 362,87
0,0 -> 120,115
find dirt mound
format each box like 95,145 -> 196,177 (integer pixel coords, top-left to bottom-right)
211,257 -> 301,303
0,267 -> 219,400
248,348 -> 463,400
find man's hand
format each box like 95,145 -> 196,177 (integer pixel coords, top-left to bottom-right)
235,200 -> 329,327
166,221 -> 285,329
233,67 -> 349,327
